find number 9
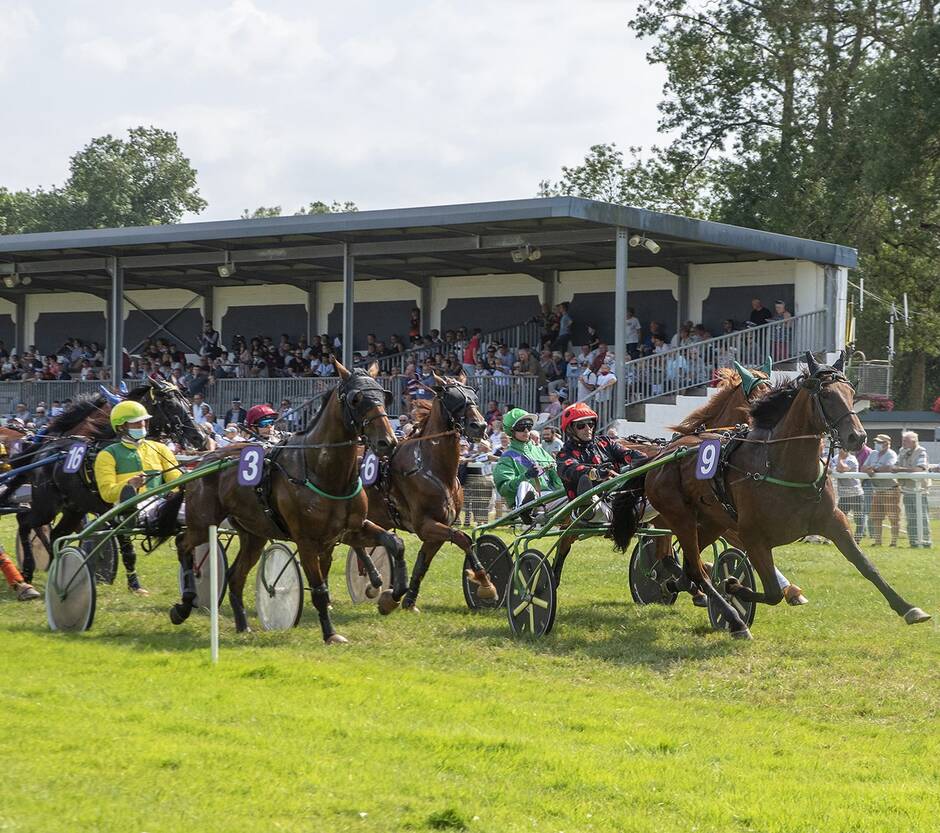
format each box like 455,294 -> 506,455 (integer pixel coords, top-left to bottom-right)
701,444 -> 716,472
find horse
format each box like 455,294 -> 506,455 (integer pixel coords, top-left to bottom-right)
349,372 -> 494,613
610,351 -> 930,638
172,359 -> 404,643
7,377 -> 206,583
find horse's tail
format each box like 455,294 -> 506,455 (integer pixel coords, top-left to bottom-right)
151,490 -> 185,539
607,474 -> 647,552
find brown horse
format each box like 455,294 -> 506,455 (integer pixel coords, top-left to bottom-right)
171,360 -> 403,643
350,373 -> 495,613
612,351 -> 930,638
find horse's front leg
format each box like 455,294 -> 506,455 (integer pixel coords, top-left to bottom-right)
346,520 -> 406,615
296,541 -> 347,644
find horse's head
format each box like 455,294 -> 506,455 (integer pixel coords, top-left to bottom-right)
334,359 -> 397,457
802,351 -> 866,451
138,376 -> 209,451
431,371 -> 486,440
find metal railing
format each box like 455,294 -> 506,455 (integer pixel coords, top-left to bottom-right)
848,359 -> 892,398
622,311 -> 828,406
0,374 -> 539,424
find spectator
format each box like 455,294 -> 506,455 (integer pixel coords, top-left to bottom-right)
835,448 -> 865,542
721,319 -> 736,335
594,361 -> 618,401
484,400 -> 502,426
589,341 -> 609,372
624,307 -> 641,359
748,298 -> 772,327
895,431 -> 932,548
462,329 -> 482,376
199,320 -> 222,358
224,398 -> 247,425
771,300 -> 793,359
585,324 -> 600,353
863,433 -> 900,547
191,392 -> 207,425
540,426 -> 563,455
555,302 -> 573,352
32,405 -> 49,429
545,390 -> 563,419
577,364 -> 597,402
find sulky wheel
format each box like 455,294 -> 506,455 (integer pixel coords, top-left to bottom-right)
16,524 -> 52,574
345,546 -> 392,604
45,547 -> 96,633
507,549 -> 557,637
85,536 -> 118,585
462,534 -> 513,611
255,542 -> 304,631
707,547 -> 757,631
629,536 -> 679,605
180,538 -> 229,613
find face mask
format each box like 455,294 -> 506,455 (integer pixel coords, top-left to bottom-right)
128,427 -> 147,441
876,442 -> 886,451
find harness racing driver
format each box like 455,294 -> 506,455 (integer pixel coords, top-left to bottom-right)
492,408 -> 563,522
93,400 -> 182,596
246,404 -> 286,446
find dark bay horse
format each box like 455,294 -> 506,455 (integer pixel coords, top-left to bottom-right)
350,373 -> 494,613
6,377 -> 206,582
172,360 -> 403,643
612,352 -> 930,638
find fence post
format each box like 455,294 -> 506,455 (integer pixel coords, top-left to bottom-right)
209,524 -> 219,664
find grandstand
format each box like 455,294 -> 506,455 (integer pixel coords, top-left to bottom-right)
0,197 -> 855,431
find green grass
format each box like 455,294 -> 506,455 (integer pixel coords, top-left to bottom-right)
3,517 -> 940,833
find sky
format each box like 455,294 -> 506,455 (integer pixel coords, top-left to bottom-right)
1,0 -> 667,222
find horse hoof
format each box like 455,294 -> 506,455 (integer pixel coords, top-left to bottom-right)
325,634 -> 349,645
168,605 -> 187,626
730,627 -> 753,640
691,593 -> 708,608
365,584 -> 380,600
377,590 -> 399,616
785,585 -> 809,606
904,607 -> 931,625
475,582 -> 498,601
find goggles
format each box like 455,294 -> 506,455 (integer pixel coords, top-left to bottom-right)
513,422 -> 534,432
573,420 -> 596,430
256,417 -> 276,428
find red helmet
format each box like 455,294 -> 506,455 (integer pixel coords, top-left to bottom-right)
246,404 -> 277,427
561,402 -> 598,434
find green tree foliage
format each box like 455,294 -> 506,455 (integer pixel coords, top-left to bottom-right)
0,127 -> 206,233
241,201 -> 359,219
545,2 -> 939,404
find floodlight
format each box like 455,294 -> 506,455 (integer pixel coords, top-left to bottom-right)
217,254 -> 236,278
20,275 -> 31,286
510,247 -> 527,264
643,238 -> 661,254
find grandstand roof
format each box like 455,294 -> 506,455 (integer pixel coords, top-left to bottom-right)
0,197 -> 857,296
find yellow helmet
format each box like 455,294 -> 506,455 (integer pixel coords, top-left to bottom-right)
109,400 -> 151,430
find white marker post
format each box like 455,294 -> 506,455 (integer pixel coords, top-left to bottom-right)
209,524 -> 219,663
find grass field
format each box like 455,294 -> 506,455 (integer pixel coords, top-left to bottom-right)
3,517 -> 940,833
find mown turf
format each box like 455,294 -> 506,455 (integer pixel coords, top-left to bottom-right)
2,518 -> 940,833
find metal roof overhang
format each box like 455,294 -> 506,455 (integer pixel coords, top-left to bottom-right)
0,197 -> 858,297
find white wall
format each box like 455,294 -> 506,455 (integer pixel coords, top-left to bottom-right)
430,273 -> 543,332
214,285 -> 308,333
556,266 -> 678,301
123,289 -> 203,319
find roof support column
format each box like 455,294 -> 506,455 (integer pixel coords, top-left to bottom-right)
108,257 -> 124,388
306,283 -> 318,345
14,295 -> 26,357
543,270 -> 557,313
202,287 -> 214,332
342,244 -> 354,366
676,263 -> 689,336
420,279 -> 432,336
614,228 -> 628,421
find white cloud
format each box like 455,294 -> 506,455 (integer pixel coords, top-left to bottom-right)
0,2 -> 38,77
0,0 -> 668,219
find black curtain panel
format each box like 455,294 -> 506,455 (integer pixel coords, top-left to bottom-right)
700,283 -> 795,333
124,308 -> 203,353
34,312 -> 107,355
440,295 -> 541,336
327,300 -> 418,349
221,304 -> 308,348
569,290 -> 678,344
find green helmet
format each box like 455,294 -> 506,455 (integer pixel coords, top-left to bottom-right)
109,400 -> 151,430
502,407 -> 536,433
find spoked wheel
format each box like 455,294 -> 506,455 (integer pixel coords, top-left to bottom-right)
16,524 -> 52,573
507,549 -> 557,637
84,536 -> 118,585
707,547 -> 757,631
462,534 -> 513,610
46,547 -> 96,632
255,542 -> 304,631
345,546 -> 392,604
628,536 -> 679,605
180,539 -> 229,613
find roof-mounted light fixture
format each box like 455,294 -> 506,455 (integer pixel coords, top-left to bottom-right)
2,273 -> 20,289
510,244 -> 542,264
217,252 -> 237,278
628,234 -> 661,254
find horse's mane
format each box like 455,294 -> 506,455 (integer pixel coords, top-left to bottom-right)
409,399 -> 435,436
669,367 -> 770,435
750,377 -> 803,429
46,396 -> 113,437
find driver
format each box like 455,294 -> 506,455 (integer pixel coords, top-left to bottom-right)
492,408 -> 563,520
556,403 -> 646,506
94,400 -> 182,596
246,404 -> 285,446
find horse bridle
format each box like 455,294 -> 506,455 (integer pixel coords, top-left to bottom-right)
437,382 -> 480,435
801,371 -> 859,443
336,372 -> 393,448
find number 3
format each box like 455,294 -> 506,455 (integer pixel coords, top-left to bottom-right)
244,449 -> 259,481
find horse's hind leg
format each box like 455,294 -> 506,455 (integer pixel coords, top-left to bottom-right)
402,540 -> 443,611
169,532 -> 196,625
353,547 -> 384,598
347,521 -> 406,616
820,510 -> 930,624
226,532 -> 266,633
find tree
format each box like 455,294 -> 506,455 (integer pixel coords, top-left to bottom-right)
241,201 -> 359,220
0,126 -> 206,233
